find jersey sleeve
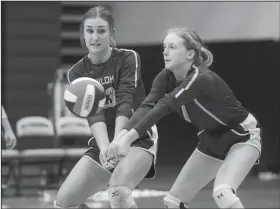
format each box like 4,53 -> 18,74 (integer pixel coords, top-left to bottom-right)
67,64 -> 83,83
133,68 -> 204,137
115,50 -> 141,118
123,69 -> 168,130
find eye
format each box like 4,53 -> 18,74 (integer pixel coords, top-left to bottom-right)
98,29 -> 106,34
170,44 -> 176,49
86,28 -> 93,34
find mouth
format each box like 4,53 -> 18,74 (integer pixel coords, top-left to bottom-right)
90,43 -> 101,47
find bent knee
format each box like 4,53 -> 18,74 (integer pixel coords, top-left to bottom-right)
213,184 -> 240,208
108,186 -> 136,208
55,189 -> 77,208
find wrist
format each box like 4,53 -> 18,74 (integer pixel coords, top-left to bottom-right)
125,129 -> 139,144
99,143 -> 109,152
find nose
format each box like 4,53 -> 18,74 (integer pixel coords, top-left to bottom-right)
163,48 -> 169,56
91,32 -> 99,41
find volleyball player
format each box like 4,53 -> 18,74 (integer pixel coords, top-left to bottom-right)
54,6 -> 158,209
109,27 -> 262,209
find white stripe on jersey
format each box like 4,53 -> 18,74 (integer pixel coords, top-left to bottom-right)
175,67 -> 199,98
67,57 -> 84,83
194,99 -> 250,136
119,48 -> 138,88
181,105 -> 191,122
194,98 -> 227,126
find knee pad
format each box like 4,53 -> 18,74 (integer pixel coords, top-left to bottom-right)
163,194 -> 188,208
213,184 -> 240,208
108,186 -> 136,208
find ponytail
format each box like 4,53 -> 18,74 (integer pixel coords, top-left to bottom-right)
201,47 -> 213,67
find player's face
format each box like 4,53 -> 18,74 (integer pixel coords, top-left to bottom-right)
83,17 -> 111,53
163,33 -> 191,70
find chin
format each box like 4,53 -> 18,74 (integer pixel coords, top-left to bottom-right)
165,64 -> 174,70
90,48 -> 103,54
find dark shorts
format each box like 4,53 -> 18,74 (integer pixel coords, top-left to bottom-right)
84,134 -> 157,179
197,115 -> 262,162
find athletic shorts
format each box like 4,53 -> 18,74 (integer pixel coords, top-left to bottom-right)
84,125 -> 158,179
197,113 -> 262,162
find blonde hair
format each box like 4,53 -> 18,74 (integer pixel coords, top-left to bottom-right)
166,28 -> 213,67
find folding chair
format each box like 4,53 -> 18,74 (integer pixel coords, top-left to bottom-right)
1,149 -> 20,196
16,116 -> 66,195
56,116 -> 92,177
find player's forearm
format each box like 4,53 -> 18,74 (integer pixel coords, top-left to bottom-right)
134,96 -> 172,137
114,115 -> 129,138
2,118 -> 15,136
90,122 -> 110,150
123,129 -> 140,144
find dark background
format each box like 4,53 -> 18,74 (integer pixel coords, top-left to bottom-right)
1,2 -> 280,172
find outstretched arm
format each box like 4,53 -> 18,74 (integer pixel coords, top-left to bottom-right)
114,51 -> 141,137
2,106 -> 17,150
132,68 -> 202,138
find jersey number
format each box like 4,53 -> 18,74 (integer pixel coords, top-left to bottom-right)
104,87 -> 116,108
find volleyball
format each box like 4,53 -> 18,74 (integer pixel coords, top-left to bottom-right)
64,77 -> 106,118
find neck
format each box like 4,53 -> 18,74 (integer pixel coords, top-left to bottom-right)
88,47 -> 112,65
172,62 -> 193,81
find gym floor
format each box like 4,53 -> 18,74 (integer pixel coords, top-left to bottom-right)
2,166 -> 280,208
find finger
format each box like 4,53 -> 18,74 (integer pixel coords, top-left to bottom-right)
108,146 -> 117,161
117,154 -> 126,161
107,146 -> 114,161
11,140 -> 16,150
103,161 -> 115,171
109,159 -> 118,166
115,145 -> 120,161
99,154 -> 107,166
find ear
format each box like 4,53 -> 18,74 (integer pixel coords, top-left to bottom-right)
187,49 -> 195,60
111,28 -> 117,36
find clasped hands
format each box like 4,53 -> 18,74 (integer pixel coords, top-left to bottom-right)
99,129 -> 139,171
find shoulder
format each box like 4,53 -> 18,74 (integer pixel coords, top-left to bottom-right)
189,65 -> 220,91
67,56 -> 87,83
154,68 -> 169,82
114,48 -> 140,64
68,56 -> 87,74
158,68 -> 169,77
193,65 -> 214,81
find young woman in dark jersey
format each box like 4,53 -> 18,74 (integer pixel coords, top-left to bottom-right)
109,28 -> 262,209
54,6 -> 158,209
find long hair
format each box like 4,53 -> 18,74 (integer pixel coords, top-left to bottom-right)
80,6 -> 116,49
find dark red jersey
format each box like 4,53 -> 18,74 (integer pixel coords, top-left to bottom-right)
124,66 -> 250,137
67,48 -> 145,128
